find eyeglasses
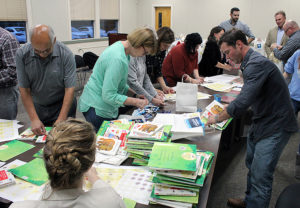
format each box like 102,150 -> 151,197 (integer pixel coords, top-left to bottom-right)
34,46 -> 52,55
142,45 -> 150,55
284,27 -> 291,33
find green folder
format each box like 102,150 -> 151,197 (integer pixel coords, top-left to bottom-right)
150,189 -> 199,204
0,140 -> 35,161
9,158 -> 48,186
152,177 -> 200,192
97,120 -> 133,136
33,148 -> 44,158
123,198 -> 136,208
148,143 -> 197,171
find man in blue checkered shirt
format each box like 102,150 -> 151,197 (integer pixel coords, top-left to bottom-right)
0,27 -> 20,119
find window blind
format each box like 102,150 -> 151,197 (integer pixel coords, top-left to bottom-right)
100,0 -> 119,20
0,0 -> 27,21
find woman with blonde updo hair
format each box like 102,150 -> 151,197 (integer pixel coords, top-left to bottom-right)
80,27 -> 158,132
10,118 -> 126,208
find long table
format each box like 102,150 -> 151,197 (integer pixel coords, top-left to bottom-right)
133,85 -> 224,208
0,85 -> 225,208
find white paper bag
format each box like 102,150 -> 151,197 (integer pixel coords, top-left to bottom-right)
176,82 -> 198,112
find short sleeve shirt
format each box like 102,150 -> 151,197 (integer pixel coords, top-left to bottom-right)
16,41 -> 76,106
219,20 -> 255,39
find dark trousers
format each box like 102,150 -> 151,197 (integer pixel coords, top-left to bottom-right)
82,107 -> 113,133
35,97 -> 77,126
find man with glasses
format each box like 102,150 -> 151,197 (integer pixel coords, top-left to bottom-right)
16,24 -> 76,135
271,20 -> 300,64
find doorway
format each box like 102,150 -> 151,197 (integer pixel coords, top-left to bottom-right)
155,7 -> 171,30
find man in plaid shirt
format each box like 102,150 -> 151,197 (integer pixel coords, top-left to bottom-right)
0,27 -> 20,119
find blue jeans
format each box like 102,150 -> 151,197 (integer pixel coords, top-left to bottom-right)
82,107 -> 114,133
245,130 -> 291,208
291,98 -> 300,115
0,86 -> 19,120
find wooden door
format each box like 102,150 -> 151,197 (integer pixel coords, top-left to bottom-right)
155,7 -> 171,30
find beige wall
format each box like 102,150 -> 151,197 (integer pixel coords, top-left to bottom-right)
25,0 -> 300,55
133,0 -> 300,40
120,0 -> 138,33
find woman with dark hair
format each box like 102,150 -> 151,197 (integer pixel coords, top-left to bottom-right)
198,26 -> 232,77
146,27 -> 175,93
162,33 -> 204,87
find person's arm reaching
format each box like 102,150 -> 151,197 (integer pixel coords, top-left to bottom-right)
216,62 -> 233,71
206,108 -> 231,126
19,87 -> 46,135
157,77 -> 174,94
264,30 -> 273,58
54,87 -> 75,125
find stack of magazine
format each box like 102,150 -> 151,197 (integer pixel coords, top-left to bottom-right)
147,142 -> 214,208
125,122 -> 172,166
200,100 -> 232,130
152,112 -> 205,140
96,119 -> 134,165
0,170 -> 16,188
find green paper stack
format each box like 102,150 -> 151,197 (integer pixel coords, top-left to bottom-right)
97,120 -> 134,138
9,158 -> 48,186
96,120 -> 135,165
148,142 -> 214,208
125,124 -> 172,166
0,140 -> 35,161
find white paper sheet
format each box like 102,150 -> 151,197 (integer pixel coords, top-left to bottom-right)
204,74 -> 239,83
152,113 -> 204,140
0,119 -> 21,142
165,92 -> 211,101
85,164 -> 153,205
202,82 -> 234,92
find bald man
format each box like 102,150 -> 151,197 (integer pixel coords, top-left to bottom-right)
271,20 -> 300,64
16,25 -> 76,135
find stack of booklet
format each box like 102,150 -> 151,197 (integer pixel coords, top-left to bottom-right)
200,100 -> 232,130
147,142 -> 214,208
152,112 -> 205,140
17,127 -> 52,143
0,169 -> 16,188
96,120 -> 134,165
125,122 -> 172,166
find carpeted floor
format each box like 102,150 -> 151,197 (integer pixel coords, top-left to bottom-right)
207,118 -> 300,208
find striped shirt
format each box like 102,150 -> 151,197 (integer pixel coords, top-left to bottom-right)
273,30 -> 300,64
0,27 -> 20,88
219,20 -> 255,39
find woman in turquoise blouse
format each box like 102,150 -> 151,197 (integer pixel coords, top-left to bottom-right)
79,28 -> 157,132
